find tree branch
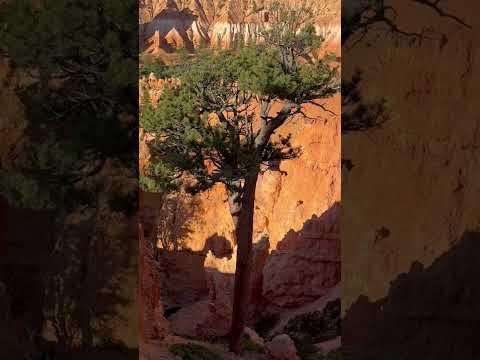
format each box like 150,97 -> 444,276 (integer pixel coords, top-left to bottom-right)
411,0 -> 472,29
309,101 -> 337,116
344,0 -> 471,47
254,101 -> 293,148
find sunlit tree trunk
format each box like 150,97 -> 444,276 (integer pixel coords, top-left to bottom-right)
228,171 -> 259,353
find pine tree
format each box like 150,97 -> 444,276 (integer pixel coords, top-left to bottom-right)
0,0 -> 138,351
142,1 -> 339,353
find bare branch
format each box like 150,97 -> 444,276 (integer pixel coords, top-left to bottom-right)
344,0 -> 471,48
411,0 -> 472,29
309,101 -> 337,116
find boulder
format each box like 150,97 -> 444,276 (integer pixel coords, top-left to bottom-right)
169,300 -> 210,338
316,336 -> 341,354
265,334 -> 300,360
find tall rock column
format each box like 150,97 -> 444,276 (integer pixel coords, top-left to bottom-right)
139,190 -> 169,343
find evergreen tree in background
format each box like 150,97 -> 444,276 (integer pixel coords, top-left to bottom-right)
0,0 -> 138,355
0,0 -> 138,212
141,1 -> 339,353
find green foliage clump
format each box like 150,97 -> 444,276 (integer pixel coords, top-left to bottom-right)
285,299 -> 341,344
140,55 -> 168,78
0,0 -> 137,88
142,43 -> 338,192
255,312 -> 280,339
243,338 -> 264,353
0,0 -> 138,210
169,343 -> 222,360
0,170 -> 54,210
294,335 -> 343,360
294,335 -> 323,360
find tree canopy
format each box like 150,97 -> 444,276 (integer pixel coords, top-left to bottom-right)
0,0 -> 138,210
141,6 -> 339,195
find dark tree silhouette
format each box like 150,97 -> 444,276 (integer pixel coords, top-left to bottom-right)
0,0 -> 138,356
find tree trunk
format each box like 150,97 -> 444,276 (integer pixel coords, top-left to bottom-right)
45,207 -> 69,349
228,171 -> 259,353
79,206 -> 101,349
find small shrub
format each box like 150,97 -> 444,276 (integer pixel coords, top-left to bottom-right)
108,191 -> 137,216
169,343 -> 222,360
255,313 -> 280,338
243,339 -> 264,353
294,335 -> 322,360
285,299 -> 341,343
139,55 -> 168,78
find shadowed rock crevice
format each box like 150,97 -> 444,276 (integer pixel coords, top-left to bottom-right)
203,233 -> 233,258
343,231 -> 480,360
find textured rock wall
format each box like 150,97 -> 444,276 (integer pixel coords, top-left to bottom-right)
263,203 -> 340,307
139,217 -> 170,342
140,0 -> 340,53
343,232 -> 480,359
342,0 -> 480,311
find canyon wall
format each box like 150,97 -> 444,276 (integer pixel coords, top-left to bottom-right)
342,0 -> 480,313
140,0 -> 340,54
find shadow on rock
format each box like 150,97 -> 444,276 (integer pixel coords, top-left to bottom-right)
343,231 -> 480,360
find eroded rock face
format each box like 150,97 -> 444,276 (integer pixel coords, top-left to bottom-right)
262,250 -> 338,307
140,0 -> 340,53
341,1 -> 480,314
268,283 -> 340,340
197,269 -> 235,339
196,237 -> 270,339
157,250 -> 209,309
169,300 -> 210,338
263,204 -> 340,307
139,221 -> 170,342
